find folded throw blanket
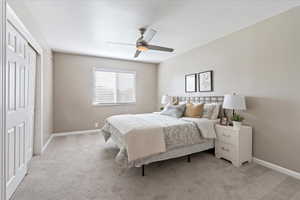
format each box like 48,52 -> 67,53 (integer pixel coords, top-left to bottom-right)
106,114 -> 166,162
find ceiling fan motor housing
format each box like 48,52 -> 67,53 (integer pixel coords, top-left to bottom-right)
139,27 -> 147,35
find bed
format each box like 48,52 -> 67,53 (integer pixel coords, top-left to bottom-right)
101,96 -> 224,176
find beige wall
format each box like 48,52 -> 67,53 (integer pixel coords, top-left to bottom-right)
53,52 -> 158,133
158,7 -> 300,172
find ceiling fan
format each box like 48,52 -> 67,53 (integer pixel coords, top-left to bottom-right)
108,27 -> 174,58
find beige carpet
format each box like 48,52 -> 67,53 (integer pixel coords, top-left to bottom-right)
12,133 -> 300,200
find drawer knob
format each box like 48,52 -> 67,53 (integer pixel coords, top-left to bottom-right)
221,147 -> 230,152
222,134 -> 230,137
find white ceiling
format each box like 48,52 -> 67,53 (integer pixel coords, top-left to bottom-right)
8,0 -> 300,63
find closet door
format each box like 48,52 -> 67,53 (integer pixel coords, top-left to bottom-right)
26,46 -> 36,162
5,21 -> 36,199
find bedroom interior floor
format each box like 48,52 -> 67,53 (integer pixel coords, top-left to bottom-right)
12,133 -> 300,200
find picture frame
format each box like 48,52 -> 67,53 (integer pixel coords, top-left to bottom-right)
220,116 -> 229,126
198,70 -> 213,92
185,73 -> 197,93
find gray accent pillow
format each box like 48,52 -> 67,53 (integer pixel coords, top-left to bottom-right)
160,104 -> 186,118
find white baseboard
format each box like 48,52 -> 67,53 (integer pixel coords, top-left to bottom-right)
253,157 -> 300,180
52,129 -> 101,137
41,129 -> 101,153
41,135 -> 54,153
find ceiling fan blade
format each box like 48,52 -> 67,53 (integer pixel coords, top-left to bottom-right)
144,29 -> 157,43
107,41 -> 135,46
134,50 -> 141,58
147,45 -> 174,52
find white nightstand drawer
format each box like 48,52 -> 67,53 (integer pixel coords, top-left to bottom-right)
215,126 -> 237,144
216,141 -> 236,161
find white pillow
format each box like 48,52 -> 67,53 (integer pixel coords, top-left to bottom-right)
210,103 -> 221,120
202,104 -> 215,119
202,103 -> 221,119
160,104 -> 186,118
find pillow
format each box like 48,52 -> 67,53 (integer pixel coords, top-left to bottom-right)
202,103 -> 215,119
160,104 -> 186,118
210,103 -> 222,120
184,103 -> 204,118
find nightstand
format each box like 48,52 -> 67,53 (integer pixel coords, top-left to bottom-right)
215,124 -> 252,167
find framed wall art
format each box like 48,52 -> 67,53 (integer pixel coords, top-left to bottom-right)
198,70 -> 213,92
185,74 -> 197,93
220,116 -> 229,126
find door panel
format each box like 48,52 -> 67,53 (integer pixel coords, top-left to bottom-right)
7,61 -> 16,111
18,66 -> 26,108
6,127 -> 15,184
5,21 -> 37,200
17,122 -> 26,168
7,24 -> 16,52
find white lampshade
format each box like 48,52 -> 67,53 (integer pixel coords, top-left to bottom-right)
161,95 -> 171,105
223,94 -> 246,110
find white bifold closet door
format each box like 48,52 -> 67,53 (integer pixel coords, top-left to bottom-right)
5,21 -> 37,199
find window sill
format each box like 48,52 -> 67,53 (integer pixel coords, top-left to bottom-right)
92,103 -> 136,107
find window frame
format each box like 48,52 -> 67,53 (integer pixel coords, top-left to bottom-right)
92,67 -> 137,106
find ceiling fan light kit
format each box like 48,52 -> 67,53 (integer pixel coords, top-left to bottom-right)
137,45 -> 148,51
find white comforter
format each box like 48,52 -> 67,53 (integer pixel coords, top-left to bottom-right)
181,117 -> 217,139
103,113 -> 217,163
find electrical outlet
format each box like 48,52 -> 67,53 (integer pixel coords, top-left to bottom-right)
94,122 -> 99,128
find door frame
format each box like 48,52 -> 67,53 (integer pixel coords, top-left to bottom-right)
1,0 -> 7,200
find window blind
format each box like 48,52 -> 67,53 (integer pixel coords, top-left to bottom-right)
93,69 -> 136,104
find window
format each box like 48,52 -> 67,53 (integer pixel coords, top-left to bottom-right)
93,68 -> 136,105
